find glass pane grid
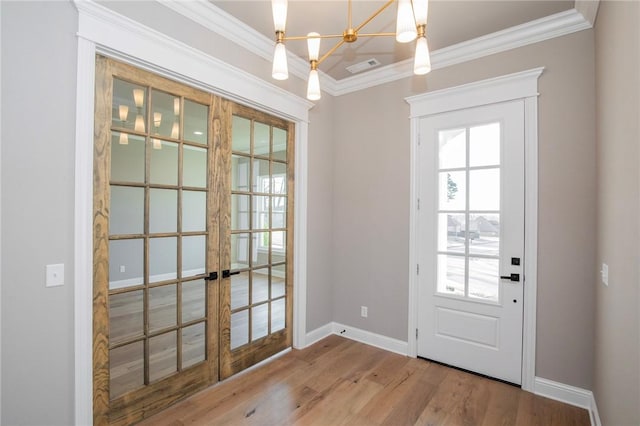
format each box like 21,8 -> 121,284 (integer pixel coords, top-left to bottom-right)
229,114 -> 288,351
108,78 -> 210,398
435,123 -> 501,304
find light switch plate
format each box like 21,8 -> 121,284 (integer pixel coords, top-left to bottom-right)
601,263 -> 609,286
46,263 -> 65,287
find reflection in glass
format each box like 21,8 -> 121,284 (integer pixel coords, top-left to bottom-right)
439,171 -> 466,211
149,237 -> 177,283
183,145 -> 207,188
252,268 -> 269,303
254,122 -> 270,156
112,79 -> 146,132
231,310 -> 249,349
437,213 -> 465,254
111,132 -> 145,182
231,272 -> 249,310
272,197 -> 286,229
149,189 -> 177,233
252,232 -> 269,267
150,141 -> 178,185
469,257 -> 499,301
252,196 -> 269,230
110,186 -> 144,235
470,122 -> 500,167
149,332 -> 177,382
271,163 -> 287,195
437,254 -> 465,296
272,264 -> 286,298
151,90 -> 180,139
468,214 -> 500,257
439,128 -> 466,169
272,127 -> 287,161
469,168 -> 500,211
182,323 -> 206,369
231,233 -> 250,270
252,159 -> 270,193
110,341 -> 144,399
271,298 -> 285,332
149,285 -> 177,332
109,239 -> 144,289
182,191 -> 207,232
182,235 -> 206,278
272,231 -> 286,260
232,116 -> 251,154
183,99 -> 208,145
231,155 -> 250,191
109,290 -> 143,343
182,280 -> 205,322
231,194 -> 250,231
252,304 -> 269,341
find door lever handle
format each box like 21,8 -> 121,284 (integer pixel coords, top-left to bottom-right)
500,273 -> 520,282
222,270 -> 241,279
204,271 -> 218,281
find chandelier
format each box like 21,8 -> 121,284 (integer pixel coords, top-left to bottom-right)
271,0 -> 431,101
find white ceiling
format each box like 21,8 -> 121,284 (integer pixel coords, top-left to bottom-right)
210,0 -> 575,80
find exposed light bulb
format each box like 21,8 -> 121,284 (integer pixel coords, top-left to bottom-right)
153,112 -> 162,128
307,69 -> 321,101
134,114 -> 145,132
152,138 -> 162,150
173,98 -> 180,116
118,105 -> 129,122
133,89 -> 144,108
272,42 -> 289,80
307,32 -> 321,61
414,36 -> 431,75
171,122 -> 179,139
119,132 -> 129,145
396,0 -> 417,43
272,0 -> 288,32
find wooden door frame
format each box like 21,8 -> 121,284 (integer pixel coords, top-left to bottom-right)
73,3 -> 312,424
405,68 -> 543,392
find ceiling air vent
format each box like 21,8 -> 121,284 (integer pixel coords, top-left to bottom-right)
346,58 -> 381,74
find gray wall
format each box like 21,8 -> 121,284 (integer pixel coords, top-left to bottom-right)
331,30 -> 597,389
1,2 -> 78,425
594,2 -> 640,424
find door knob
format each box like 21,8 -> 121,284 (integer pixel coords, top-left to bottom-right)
500,273 -> 520,282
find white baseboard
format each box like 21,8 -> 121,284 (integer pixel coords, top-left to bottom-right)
534,377 -> 601,426
305,322 -> 408,356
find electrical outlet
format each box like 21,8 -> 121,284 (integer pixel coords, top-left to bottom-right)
601,263 -> 609,286
361,306 -> 368,318
120,265 -> 126,273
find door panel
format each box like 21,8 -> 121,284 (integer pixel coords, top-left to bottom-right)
417,100 -> 524,385
93,57 -> 220,425
219,104 -> 294,379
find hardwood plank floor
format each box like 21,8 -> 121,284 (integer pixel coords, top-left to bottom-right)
139,335 -> 590,426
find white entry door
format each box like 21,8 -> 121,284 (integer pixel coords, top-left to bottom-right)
417,100 -> 525,384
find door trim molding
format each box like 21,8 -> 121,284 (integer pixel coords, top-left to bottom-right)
73,2 -> 311,424
405,67 -> 543,392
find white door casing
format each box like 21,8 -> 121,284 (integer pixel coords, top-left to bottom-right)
406,67 -> 543,391
417,100 -> 525,384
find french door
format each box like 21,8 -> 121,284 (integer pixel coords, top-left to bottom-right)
417,100 -> 525,384
93,56 -> 294,425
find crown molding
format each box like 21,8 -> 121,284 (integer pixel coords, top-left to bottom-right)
575,0 -> 600,27
159,2 -> 591,98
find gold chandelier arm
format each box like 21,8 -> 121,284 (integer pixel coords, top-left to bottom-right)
282,33 -> 346,41
317,38 -> 346,66
355,0 -> 396,33
354,32 -> 397,38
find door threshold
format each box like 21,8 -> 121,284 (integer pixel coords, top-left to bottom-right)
417,356 -> 521,388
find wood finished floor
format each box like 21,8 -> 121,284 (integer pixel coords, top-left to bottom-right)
139,335 -> 590,426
